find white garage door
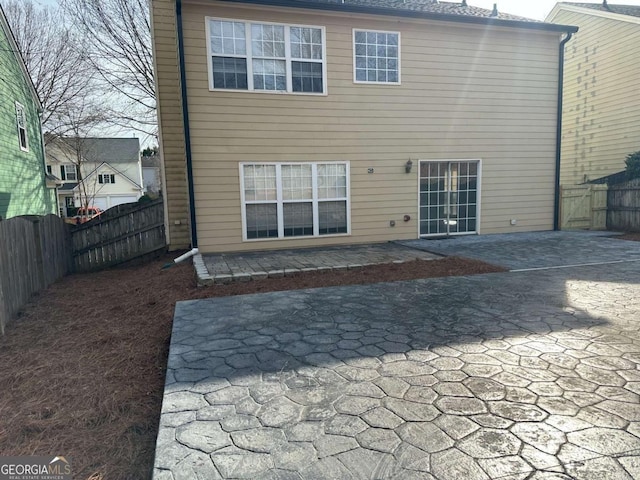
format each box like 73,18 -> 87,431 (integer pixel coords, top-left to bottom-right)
91,195 -> 137,210
92,196 -> 109,210
110,195 -> 138,207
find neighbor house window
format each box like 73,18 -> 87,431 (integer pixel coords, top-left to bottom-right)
353,29 -> 400,84
241,162 -> 349,240
15,102 -> 28,151
98,174 -> 115,184
208,18 -> 326,94
61,164 -> 77,181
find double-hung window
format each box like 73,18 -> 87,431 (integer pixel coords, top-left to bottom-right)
208,18 -> 326,94
61,164 -> 77,181
241,162 -> 349,240
353,29 -> 400,84
15,102 -> 28,151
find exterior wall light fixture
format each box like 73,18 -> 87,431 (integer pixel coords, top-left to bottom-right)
405,159 -> 413,173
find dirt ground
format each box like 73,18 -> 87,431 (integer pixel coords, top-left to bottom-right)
0,253 -> 504,480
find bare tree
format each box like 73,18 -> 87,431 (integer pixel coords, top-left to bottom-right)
54,94 -> 112,215
1,0 -> 95,139
60,0 -> 156,136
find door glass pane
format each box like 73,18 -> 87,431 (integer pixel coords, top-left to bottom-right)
419,161 -> 478,236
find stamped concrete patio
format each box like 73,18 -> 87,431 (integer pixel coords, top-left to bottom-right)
154,232 -> 640,479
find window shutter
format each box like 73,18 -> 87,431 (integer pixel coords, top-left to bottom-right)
110,174 -> 115,184
75,165 -> 80,180
60,165 -> 66,180
98,175 -> 103,184
46,165 -> 52,174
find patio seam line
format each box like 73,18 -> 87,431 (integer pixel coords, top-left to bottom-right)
510,258 -> 640,273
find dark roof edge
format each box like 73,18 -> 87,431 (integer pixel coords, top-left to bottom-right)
219,0 -> 579,33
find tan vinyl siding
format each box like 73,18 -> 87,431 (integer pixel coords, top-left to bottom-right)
151,0 -> 191,249
169,1 -> 563,253
549,8 -> 640,185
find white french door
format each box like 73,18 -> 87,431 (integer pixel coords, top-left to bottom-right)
419,160 -> 481,237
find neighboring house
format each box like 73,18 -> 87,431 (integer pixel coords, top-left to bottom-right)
152,0 -> 577,252
45,137 -> 144,216
142,154 -> 163,196
547,2 -> 640,186
0,5 -> 57,220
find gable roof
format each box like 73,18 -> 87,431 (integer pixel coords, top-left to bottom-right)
218,0 -> 578,32
54,137 -> 141,164
560,2 -> 640,18
75,161 -> 142,189
0,4 -> 42,111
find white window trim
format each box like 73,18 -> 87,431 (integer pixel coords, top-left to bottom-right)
206,17 -> 328,96
63,164 -> 77,181
352,28 -> 401,85
15,102 -> 29,152
415,159 -> 482,238
239,161 -> 351,242
99,173 -> 115,184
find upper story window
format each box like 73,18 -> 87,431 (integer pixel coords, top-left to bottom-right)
61,164 -> 77,181
207,18 -> 326,95
353,29 -> 400,84
15,102 -> 28,151
98,174 -> 115,184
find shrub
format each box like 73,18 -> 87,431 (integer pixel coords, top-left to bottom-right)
626,151 -> 640,180
138,194 -> 153,204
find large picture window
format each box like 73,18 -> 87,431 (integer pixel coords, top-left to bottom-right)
353,29 -> 400,84
208,18 -> 326,94
241,162 -> 349,240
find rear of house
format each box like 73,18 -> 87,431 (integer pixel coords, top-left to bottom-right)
152,0 -> 577,253
547,2 -> 640,186
0,6 -> 56,220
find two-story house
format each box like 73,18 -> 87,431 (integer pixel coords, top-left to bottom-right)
0,5 -> 57,220
152,0 -> 578,253
45,137 -> 145,216
547,2 -> 640,186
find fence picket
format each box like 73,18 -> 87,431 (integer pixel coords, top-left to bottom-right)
607,179 -> 640,232
0,215 -> 72,334
70,199 -> 166,272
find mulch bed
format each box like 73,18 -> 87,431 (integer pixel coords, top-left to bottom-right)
618,233 -> 640,242
0,253 -> 504,479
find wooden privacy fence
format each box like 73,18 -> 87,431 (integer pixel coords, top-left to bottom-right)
71,199 -> 166,272
607,178 -> 640,232
560,184 -> 608,230
0,215 -> 72,334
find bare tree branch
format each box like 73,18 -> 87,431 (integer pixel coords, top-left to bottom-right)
60,0 -> 156,137
2,0 -> 100,139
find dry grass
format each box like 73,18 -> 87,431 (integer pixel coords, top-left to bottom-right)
0,252 -> 504,479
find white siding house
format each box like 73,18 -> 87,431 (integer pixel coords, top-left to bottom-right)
46,137 -> 144,216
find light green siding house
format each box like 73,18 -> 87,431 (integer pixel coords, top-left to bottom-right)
0,6 -> 56,219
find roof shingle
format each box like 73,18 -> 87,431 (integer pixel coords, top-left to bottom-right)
281,0 -> 537,21
560,2 -> 640,18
